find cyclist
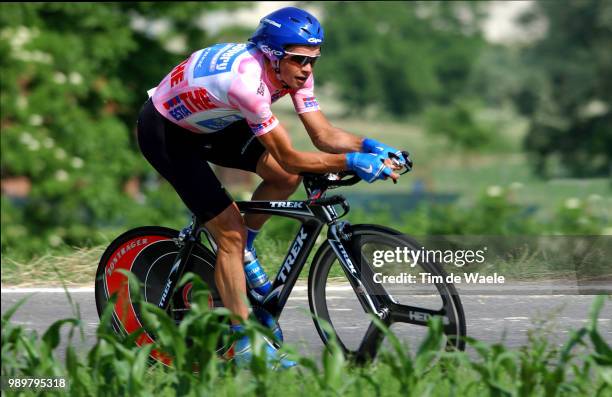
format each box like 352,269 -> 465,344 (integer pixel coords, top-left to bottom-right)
136,6 -> 409,369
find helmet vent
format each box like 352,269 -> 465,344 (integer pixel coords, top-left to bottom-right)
306,16 -> 313,24
289,17 -> 301,23
301,27 -> 311,35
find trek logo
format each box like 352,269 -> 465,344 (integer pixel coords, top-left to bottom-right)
160,279 -> 173,307
308,38 -> 322,44
159,259 -> 181,307
278,228 -> 308,282
333,241 -> 357,274
270,201 -> 304,209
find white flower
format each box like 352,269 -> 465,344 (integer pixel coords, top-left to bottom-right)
565,198 -> 581,209
71,157 -> 84,169
43,137 -> 54,148
486,185 -> 502,197
53,72 -> 67,84
28,140 -> 40,151
69,72 -> 83,85
19,132 -> 33,145
18,50 -> 52,64
29,114 -> 43,126
48,234 -> 63,247
17,95 -> 28,110
54,148 -> 67,160
55,169 -> 69,181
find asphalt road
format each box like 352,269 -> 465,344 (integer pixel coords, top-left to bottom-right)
2,283 -> 610,362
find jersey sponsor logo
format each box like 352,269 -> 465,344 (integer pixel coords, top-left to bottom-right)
193,43 -> 247,77
257,80 -> 265,96
248,115 -> 277,134
163,88 -> 217,121
302,96 -> 318,108
170,58 -> 189,87
195,114 -> 243,131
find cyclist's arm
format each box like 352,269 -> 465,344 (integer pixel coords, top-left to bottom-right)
257,122 -> 347,174
298,110 -> 363,154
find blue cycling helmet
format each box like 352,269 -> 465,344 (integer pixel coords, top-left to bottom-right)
249,7 -> 324,62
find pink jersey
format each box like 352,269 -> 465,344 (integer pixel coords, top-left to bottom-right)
150,43 -> 320,135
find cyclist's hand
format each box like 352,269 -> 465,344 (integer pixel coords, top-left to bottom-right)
346,152 -> 398,183
362,138 -> 406,168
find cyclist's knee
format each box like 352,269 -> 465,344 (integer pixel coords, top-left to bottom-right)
206,205 -> 246,252
217,227 -> 246,254
268,172 -> 302,194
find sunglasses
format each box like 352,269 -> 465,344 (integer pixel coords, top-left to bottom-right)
284,51 -> 320,67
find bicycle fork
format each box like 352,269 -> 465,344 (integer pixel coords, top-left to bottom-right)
327,221 -> 389,321
157,217 -> 199,311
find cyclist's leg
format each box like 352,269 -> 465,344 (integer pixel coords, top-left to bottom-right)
136,99 -> 250,323
197,121 -> 301,231
245,151 -> 302,230
203,204 -> 249,323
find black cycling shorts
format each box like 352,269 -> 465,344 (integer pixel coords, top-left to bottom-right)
136,98 -> 266,223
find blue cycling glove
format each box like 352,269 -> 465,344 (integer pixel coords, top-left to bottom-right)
362,138 -> 406,166
346,152 -> 393,183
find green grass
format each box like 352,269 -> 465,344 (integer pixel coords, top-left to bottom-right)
2,276 -> 610,397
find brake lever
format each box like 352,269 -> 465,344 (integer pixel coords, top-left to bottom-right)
401,151 -> 413,170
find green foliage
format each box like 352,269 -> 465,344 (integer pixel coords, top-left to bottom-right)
0,3 -> 250,259
2,278 -> 610,396
517,0 -> 612,177
424,99 -> 495,153
316,2 -> 487,117
346,188 -> 608,237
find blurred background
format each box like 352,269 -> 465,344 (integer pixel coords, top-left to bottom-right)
1,1 -> 611,265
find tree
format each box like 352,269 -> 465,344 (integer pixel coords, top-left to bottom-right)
0,3 -> 249,258
517,0 -> 612,177
315,2 -> 487,117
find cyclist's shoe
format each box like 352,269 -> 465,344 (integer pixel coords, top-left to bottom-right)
253,306 -> 284,343
227,333 -> 296,370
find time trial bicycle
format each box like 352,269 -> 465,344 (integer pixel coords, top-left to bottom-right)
95,168 -> 466,365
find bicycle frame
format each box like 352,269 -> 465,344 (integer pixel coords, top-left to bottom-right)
157,192 -> 386,323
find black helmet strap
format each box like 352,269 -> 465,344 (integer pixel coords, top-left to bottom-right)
273,59 -> 290,89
